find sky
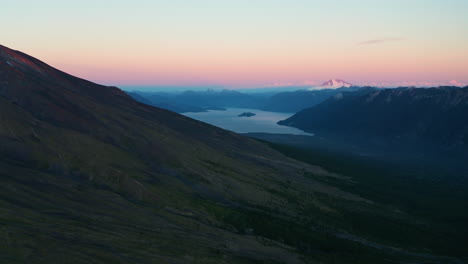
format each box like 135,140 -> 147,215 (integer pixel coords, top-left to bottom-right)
2,0 -> 468,89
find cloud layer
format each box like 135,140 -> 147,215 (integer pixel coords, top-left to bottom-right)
450,80 -> 467,87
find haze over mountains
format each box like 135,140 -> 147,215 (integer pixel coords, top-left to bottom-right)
128,90 -> 267,113
128,78 -> 468,115
127,79 -> 365,113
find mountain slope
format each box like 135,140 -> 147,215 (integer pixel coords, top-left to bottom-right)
279,87 -> 468,152
0,44 -> 329,263
1,45 -> 465,264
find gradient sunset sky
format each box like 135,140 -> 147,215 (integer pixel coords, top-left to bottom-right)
2,0 -> 468,89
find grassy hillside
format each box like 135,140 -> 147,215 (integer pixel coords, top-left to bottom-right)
266,141 -> 468,261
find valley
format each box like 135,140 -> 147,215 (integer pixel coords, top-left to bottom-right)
2,1 -> 468,263
1,44 -> 467,264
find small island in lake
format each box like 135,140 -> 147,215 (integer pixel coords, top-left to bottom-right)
238,112 -> 256,117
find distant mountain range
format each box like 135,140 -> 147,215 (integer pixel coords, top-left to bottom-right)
279,86 -> 468,152
129,80 -> 363,113
128,79 -> 468,116
262,86 -> 365,112
128,89 -> 267,113
262,79 -> 363,112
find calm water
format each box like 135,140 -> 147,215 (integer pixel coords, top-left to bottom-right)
183,108 -> 314,136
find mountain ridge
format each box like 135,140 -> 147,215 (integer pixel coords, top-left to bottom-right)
262,86 -> 366,112
279,87 -> 468,152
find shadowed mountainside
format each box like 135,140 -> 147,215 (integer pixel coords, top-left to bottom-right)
261,87 -> 365,113
279,87 -> 468,155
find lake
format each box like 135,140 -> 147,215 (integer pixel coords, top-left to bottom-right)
183,108 -> 314,136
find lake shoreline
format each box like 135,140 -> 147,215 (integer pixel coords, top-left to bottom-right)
183,107 -> 313,136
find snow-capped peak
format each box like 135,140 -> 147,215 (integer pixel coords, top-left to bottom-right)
308,79 -> 353,90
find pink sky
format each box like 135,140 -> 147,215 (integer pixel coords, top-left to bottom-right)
3,0 -> 467,89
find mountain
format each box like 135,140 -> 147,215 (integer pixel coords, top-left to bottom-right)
308,79 -> 353,90
0,44 -> 316,263
1,45 -> 466,264
262,86 -> 366,113
279,87 -> 468,153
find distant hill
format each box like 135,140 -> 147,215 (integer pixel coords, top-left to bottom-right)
262,87 -> 365,113
279,87 -> 468,152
